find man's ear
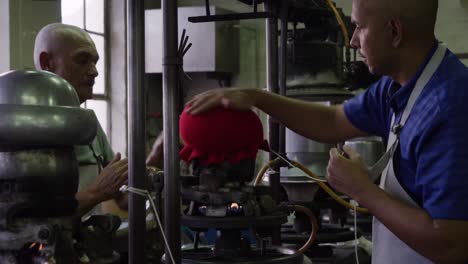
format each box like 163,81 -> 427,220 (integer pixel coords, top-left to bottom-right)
388,19 -> 403,48
39,51 -> 54,71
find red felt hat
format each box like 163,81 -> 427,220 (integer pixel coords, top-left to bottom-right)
179,106 -> 267,165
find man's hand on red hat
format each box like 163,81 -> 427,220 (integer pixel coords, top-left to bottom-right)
186,88 -> 255,115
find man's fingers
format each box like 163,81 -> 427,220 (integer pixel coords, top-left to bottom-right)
188,91 -> 227,114
329,148 -> 344,160
343,145 -> 361,160
185,95 -> 206,113
116,176 -> 128,187
109,158 -> 128,170
326,164 -> 334,182
188,97 -> 220,115
185,93 -> 200,107
220,97 -> 231,108
121,170 -> 129,179
115,162 -> 129,174
109,152 -> 122,164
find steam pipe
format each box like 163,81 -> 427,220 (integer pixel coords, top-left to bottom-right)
265,0 -> 281,246
126,0 -> 146,263
162,0 -> 181,263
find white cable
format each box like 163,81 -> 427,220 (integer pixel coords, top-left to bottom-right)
120,185 -> 176,264
351,200 -> 360,264
269,149 -> 327,182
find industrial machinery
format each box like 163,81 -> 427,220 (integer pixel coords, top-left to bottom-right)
163,104 -> 306,263
278,2 -> 381,262
281,0 -> 381,184
0,70 -> 120,264
179,159 -> 306,263
175,0 -> 382,263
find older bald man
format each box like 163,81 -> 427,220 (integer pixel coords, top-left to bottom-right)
34,23 -> 129,217
186,0 -> 468,263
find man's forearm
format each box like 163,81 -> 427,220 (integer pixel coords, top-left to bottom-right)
114,193 -> 129,211
75,189 -> 102,216
146,154 -> 163,169
356,185 -> 468,263
248,89 -> 363,143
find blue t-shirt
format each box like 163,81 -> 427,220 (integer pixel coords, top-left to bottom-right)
344,44 -> 468,220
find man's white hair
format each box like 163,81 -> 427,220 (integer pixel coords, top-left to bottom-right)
33,23 -> 91,70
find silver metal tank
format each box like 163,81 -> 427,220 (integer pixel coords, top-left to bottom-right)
0,70 -> 97,225
281,86 -> 353,181
344,136 -> 384,168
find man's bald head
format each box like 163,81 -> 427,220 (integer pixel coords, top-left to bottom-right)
362,0 -> 438,36
351,0 -> 438,82
34,23 -> 93,70
33,23 -> 99,104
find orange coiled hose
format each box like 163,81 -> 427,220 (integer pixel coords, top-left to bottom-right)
280,204 -> 319,253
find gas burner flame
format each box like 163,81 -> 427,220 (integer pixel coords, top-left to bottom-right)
28,242 -> 44,252
198,205 -> 207,215
18,242 -> 55,264
227,202 -> 243,216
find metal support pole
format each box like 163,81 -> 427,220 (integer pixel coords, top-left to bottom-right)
265,0 -> 279,166
279,0 -> 288,154
162,0 -> 181,263
126,0 -> 146,263
205,0 -> 211,16
265,0 -> 281,246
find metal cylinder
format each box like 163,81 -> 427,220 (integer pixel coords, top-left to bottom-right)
0,70 -> 80,106
281,88 -> 353,183
0,70 -> 97,227
344,137 -> 384,167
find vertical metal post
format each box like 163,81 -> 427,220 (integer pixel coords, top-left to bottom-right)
265,0 -> 279,170
126,0 -> 146,263
205,0 -> 211,16
162,0 -> 181,263
279,0 -> 288,154
265,0 -> 281,246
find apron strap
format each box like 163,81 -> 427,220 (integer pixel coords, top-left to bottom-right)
368,138 -> 399,181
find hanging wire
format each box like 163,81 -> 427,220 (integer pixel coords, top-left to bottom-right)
120,185 -> 176,264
